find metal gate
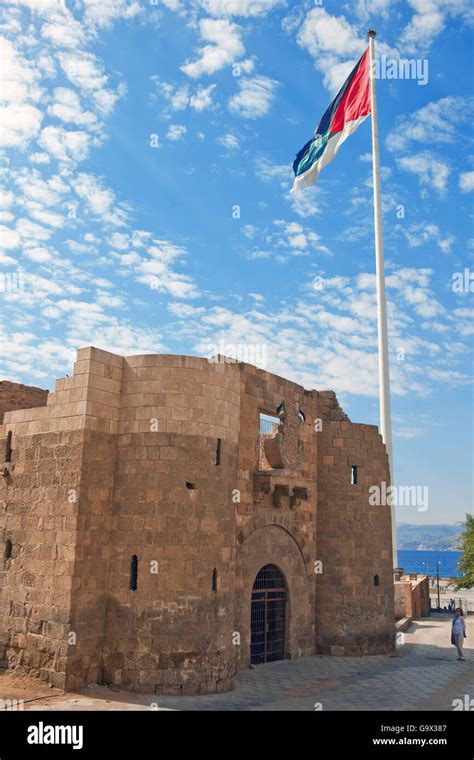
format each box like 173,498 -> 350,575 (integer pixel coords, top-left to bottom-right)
250,564 -> 287,665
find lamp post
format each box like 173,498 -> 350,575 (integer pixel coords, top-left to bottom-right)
436,561 -> 441,610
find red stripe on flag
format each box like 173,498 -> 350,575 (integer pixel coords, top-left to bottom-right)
329,48 -> 371,136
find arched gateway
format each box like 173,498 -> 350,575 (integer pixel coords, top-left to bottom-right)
250,564 -> 287,665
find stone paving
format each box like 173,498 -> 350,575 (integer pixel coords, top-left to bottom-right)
1,616 -> 472,711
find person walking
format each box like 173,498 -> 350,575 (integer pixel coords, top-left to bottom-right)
451,607 -> 467,661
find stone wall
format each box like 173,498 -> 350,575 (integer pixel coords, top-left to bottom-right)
0,427 -> 84,687
0,381 -> 48,425
0,346 -> 396,693
316,419 -> 395,655
0,348 -> 122,687
101,354 -> 240,695
394,575 -> 430,619
233,365 -> 317,671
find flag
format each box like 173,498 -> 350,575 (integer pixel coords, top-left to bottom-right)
292,48 -> 371,192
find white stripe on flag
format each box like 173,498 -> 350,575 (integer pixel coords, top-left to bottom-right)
291,114 -> 370,193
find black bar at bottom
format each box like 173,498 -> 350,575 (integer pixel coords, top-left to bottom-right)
0,710 -> 471,756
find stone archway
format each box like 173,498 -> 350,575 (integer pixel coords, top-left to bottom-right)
234,523 -> 314,671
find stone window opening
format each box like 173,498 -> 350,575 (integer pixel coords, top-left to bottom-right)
4,431 -> 12,463
4,539 -> 12,562
374,574 -> 380,587
298,410 -> 305,423
129,554 -> 138,591
215,438 -> 221,466
212,568 -> 217,592
258,412 -> 280,471
351,465 -> 358,485
186,481 -> 197,490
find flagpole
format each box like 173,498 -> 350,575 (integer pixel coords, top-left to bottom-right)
368,30 -> 397,570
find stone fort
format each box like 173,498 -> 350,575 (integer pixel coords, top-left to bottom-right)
0,347 -> 395,695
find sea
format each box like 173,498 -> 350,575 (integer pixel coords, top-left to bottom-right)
397,549 -> 462,578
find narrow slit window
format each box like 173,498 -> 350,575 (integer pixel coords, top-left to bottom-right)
5,431 -> 12,463
4,539 -> 12,561
298,410 -> 305,423
212,568 -> 217,592
130,554 -> 138,591
216,438 -> 221,466
351,466 -> 358,485
374,574 -> 380,587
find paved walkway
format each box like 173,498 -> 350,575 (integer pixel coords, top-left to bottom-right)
1,617 -> 472,711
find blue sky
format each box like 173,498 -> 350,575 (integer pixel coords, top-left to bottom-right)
0,0 -> 472,525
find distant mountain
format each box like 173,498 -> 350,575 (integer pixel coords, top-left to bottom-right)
397,523 -> 462,551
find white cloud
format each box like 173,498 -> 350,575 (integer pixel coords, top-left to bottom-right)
41,11 -> 88,48
109,232 -> 130,250
164,264 -> 469,398
0,189 -> 14,208
0,225 -> 20,249
218,133 -> 240,150
160,0 -> 184,11
181,19 -> 245,79
48,87 -> 98,128
397,0 -> 474,55
23,246 -> 54,262
0,250 -> 16,265
74,173 -> 126,225
255,157 -> 291,186
38,125 -> 90,161
384,267 -> 444,319
135,241 -> 200,299
58,51 -> 125,116
29,152 -> 50,163
353,0 -> 394,18
229,75 -> 279,119
244,219 -> 331,262
459,171 -> 474,193
272,219 -> 331,258
0,104 -> 43,148
15,169 -> 68,206
0,35 -> 44,149
152,79 -> 216,112
82,0 -> 143,29
400,222 -> 455,254
16,217 -> 53,244
189,83 -> 216,111
23,202 -> 64,228
296,7 -> 364,92
288,185 -> 322,218
400,0 -> 450,53
197,0 -> 285,16
0,35 -> 44,106
397,152 -> 451,195
167,124 -> 187,141
1,1 -> 65,13
387,97 -> 474,153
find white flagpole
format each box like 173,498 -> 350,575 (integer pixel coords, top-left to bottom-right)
368,30 -> 397,570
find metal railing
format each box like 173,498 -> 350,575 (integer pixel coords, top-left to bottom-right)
257,416 -> 279,470
429,596 -> 471,615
